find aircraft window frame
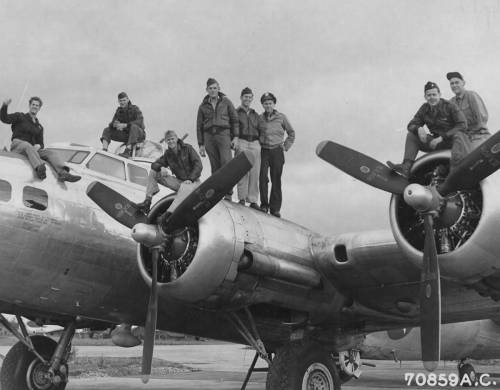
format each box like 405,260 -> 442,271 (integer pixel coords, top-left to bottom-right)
0,179 -> 12,202
127,163 -> 148,187
23,186 -> 48,211
86,153 -> 126,181
46,148 -> 90,164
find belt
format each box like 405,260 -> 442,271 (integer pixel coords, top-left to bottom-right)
205,126 -> 229,134
239,135 -> 259,142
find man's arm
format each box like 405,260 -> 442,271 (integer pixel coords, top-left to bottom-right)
282,114 -> 295,151
187,145 -> 203,181
444,103 -> 467,139
196,106 -> 204,146
150,154 -> 168,172
0,101 -> 23,125
35,127 -> 44,150
227,100 -> 239,138
407,104 -> 426,134
109,109 -> 119,129
128,105 -> 145,130
468,91 -> 488,129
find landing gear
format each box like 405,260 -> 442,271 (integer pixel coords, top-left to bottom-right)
1,336 -> 67,390
458,359 -> 476,388
337,349 -> 362,384
266,341 -> 341,390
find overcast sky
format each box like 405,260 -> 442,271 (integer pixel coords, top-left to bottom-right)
1,0 -> 499,235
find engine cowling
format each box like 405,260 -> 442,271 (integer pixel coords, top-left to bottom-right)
389,150 -> 500,283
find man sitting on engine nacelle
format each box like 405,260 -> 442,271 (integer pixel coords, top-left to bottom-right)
136,130 -> 203,213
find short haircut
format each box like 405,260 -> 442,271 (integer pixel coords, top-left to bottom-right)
29,97 -> 43,107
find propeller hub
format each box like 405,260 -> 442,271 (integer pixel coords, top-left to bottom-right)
403,184 -> 441,213
132,223 -> 165,247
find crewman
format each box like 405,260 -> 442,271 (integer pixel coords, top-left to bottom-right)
447,71 -> 491,150
387,81 -> 467,178
196,78 -> 239,200
136,130 -> 202,213
0,97 -> 81,182
235,87 -> 265,210
101,92 -> 145,158
259,92 -> 295,218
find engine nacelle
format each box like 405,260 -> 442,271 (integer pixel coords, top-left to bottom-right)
389,150 -> 500,284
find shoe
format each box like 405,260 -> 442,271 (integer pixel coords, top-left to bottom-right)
238,200 -> 245,205
270,210 -> 281,218
119,149 -> 132,158
387,160 -> 412,179
260,204 -> 269,213
136,198 -> 152,213
35,164 -> 46,180
249,203 -> 260,210
58,171 -> 81,183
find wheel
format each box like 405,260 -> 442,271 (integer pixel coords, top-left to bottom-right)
266,341 -> 341,390
0,335 -> 68,390
337,349 -> 361,380
458,363 -> 476,387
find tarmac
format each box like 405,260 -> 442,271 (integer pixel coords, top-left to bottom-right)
1,344 -> 500,389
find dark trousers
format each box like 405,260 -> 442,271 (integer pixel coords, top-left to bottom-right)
260,147 -> 284,213
403,131 -> 488,169
204,131 -> 232,174
101,123 -> 145,146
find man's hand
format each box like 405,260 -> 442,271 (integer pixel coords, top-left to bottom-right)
429,136 -> 443,150
183,180 -> 192,184
34,144 -> 41,151
3,98 -> 12,106
417,127 -> 428,143
199,145 -> 206,157
117,123 -> 128,131
231,137 -> 239,150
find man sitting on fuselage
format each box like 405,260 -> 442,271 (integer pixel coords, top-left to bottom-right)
387,81 -> 467,178
137,130 -> 203,213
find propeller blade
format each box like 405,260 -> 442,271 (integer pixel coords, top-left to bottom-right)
141,248 -> 159,383
86,181 -> 147,228
420,214 -> 441,372
161,150 -> 255,233
316,140 -> 409,194
438,131 -> 500,195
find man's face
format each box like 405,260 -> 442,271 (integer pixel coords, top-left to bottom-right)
241,93 -> 253,108
449,78 -> 465,96
424,88 -> 441,106
29,100 -> 41,116
118,97 -> 130,108
206,83 -> 220,98
262,100 -> 275,113
166,134 -> 178,149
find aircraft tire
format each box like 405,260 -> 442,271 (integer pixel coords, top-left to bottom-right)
458,363 -> 476,388
0,335 -> 67,390
265,341 -> 341,390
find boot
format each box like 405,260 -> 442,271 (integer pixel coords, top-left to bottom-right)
136,197 -> 152,213
119,148 -> 132,159
58,171 -> 82,182
35,164 -> 46,180
387,159 -> 413,179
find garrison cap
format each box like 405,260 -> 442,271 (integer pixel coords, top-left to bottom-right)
117,92 -> 128,99
261,92 -> 277,104
206,78 -> 219,87
424,81 -> 440,93
241,87 -> 253,96
164,130 -> 178,139
446,72 -> 464,81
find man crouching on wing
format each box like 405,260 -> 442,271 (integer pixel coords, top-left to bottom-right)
1,97 -> 81,182
136,130 -> 203,213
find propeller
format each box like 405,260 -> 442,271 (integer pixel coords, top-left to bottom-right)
316,141 -> 409,194
86,150 -> 255,380
316,140 -> 443,370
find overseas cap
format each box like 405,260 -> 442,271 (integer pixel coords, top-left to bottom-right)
241,87 -> 253,96
446,72 -> 464,81
261,92 -> 277,104
206,78 -> 219,87
165,130 -> 178,139
424,81 -> 440,93
117,92 -> 128,99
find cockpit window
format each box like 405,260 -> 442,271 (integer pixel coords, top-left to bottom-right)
128,164 -> 148,187
87,153 -> 126,180
0,179 -> 12,202
23,186 -> 47,211
47,148 -> 90,164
